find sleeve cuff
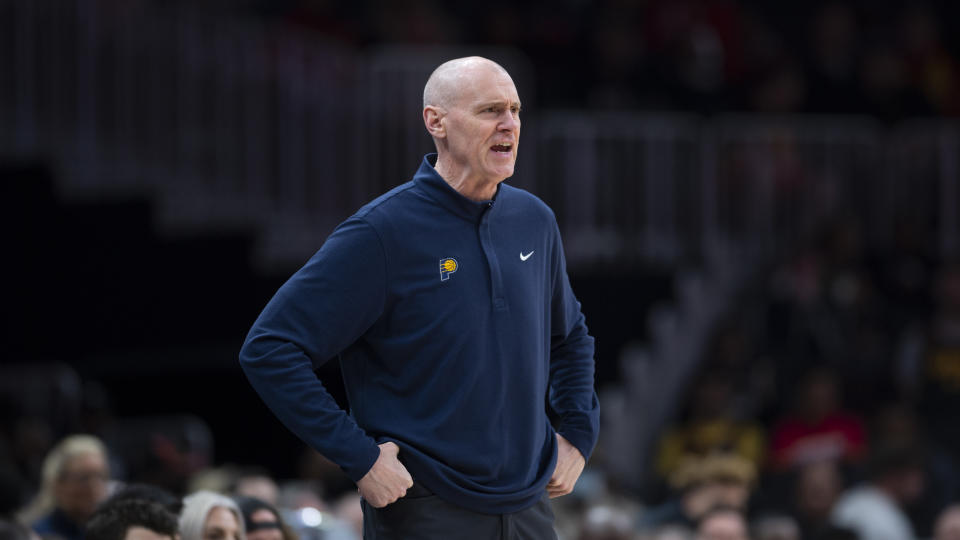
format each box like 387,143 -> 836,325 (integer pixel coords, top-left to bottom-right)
558,427 -> 597,463
342,442 -> 382,483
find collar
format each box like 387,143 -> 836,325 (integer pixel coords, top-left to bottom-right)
413,154 -> 501,221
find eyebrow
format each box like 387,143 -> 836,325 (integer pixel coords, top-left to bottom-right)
475,101 -> 522,110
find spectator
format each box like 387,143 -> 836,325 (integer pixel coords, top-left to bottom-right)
642,525 -> 694,540
656,371 -> 766,481
750,515 -> 799,540
803,2 -> 860,114
791,460 -> 845,539
934,504 -> 960,540
232,497 -> 295,540
831,443 -> 925,540
898,4 -> 960,116
769,367 -> 866,471
179,492 -> 244,540
578,502 -> 636,540
103,484 -> 183,516
85,499 -> 178,540
641,454 -> 756,530
695,507 -> 749,540
913,263 -> 960,457
231,470 -> 278,508
870,402 -> 959,537
329,493 -> 362,539
20,434 -> 111,540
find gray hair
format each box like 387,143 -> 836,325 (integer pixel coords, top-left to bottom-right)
179,491 -> 245,540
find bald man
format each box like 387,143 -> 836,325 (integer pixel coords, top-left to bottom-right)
240,57 -> 599,539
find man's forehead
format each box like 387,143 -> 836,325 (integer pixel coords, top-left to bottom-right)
455,69 -> 520,106
424,57 -> 520,109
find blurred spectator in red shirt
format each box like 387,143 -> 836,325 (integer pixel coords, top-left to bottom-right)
769,367 -> 865,471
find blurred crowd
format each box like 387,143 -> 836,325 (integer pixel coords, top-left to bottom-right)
548,216 -> 960,539
231,0 -> 960,120
2,217 -> 959,540
0,431 -> 365,540
2,2 -> 959,540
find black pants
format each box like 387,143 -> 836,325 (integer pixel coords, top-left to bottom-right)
361,483 -> 557,540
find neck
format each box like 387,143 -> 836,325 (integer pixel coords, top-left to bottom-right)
433,155 -> 499,201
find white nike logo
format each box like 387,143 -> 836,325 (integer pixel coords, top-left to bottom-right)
520,251 -> 534,261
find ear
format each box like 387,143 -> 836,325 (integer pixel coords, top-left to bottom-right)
423,106 -> 446,139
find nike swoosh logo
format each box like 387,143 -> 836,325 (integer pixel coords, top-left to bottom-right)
520,251 -> 534,261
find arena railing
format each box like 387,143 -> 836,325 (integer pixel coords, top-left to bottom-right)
2,0 -> 957,270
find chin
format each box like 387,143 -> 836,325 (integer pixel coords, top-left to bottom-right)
486,165 -> 515,181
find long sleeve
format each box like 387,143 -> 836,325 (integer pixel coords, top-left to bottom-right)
238,217 -> 386,481
547,221 -> 600,461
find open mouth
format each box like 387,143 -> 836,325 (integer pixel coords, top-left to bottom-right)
490,142 -> 513,154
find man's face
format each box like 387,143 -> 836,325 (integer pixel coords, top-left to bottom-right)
439,67 -> 521,186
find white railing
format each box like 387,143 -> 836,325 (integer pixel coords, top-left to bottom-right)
2,0 -> 957,270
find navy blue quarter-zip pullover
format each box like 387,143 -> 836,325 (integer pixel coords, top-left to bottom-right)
239,154 -> 599,514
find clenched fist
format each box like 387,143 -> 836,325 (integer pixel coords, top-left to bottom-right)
357,442 -> 414,508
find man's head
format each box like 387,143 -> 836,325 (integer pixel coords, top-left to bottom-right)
794,460 -> 842,522
865,443 -> 925,505
423,57 -> 521,192
106,484 -> 183,516
85,499 -> 179,540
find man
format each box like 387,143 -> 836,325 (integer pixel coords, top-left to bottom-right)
239,56 -> 599,538
830,443 -> 924,540
85,499 -> 179,540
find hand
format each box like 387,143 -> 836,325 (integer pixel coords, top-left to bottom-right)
547,433 -> 585,498
356,442 -> 414,508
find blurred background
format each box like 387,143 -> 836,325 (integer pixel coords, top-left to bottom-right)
2,0 -> 959,539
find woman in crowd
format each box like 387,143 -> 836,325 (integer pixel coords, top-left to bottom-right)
20,434 -> 111,540
179,491 -> 244,540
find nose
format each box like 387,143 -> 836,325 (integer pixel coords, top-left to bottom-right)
498,110 -> 520,132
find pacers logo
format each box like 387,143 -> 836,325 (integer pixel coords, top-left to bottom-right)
439,257 -> 459,281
